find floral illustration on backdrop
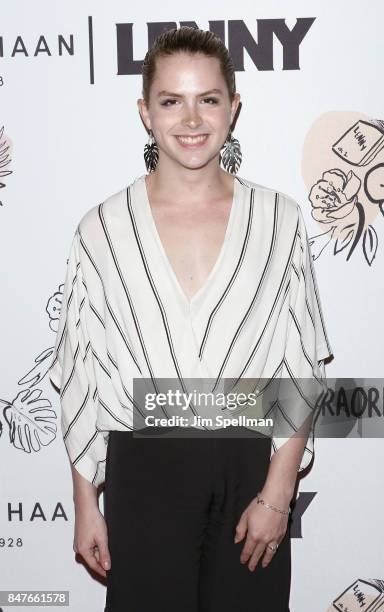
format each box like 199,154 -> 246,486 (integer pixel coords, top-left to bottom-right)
304,116 -> 384,266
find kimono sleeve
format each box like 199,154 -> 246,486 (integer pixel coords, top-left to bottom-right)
48,226 -> 108,488
270,203 -> 334,473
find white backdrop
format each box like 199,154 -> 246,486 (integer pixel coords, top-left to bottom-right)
1,2 -> 384,611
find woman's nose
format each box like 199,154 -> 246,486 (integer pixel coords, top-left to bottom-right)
182,104 -> 203,128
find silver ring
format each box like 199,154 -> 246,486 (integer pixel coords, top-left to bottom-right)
266,543 -> 278,552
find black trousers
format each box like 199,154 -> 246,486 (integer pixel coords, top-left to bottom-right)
104,427 -> 291,612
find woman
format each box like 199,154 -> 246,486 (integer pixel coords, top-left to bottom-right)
49,26 -> 333,611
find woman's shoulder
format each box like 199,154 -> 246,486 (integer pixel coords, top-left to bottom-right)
76,181 -> 135,238
237,175 -> 301,218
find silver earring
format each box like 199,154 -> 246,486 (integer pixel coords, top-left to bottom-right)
144,129 -> 159,172
220,129 -> 242,174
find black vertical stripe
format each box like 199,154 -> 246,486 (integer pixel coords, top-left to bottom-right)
199,187 -> 255,360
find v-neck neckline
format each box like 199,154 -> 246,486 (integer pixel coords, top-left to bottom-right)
139,173 -> 241,309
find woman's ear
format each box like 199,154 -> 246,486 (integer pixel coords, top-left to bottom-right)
137,98 -> 151,132
231,93 -> 241,124
230,93 -> 242,130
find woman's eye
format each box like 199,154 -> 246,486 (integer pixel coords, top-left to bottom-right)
202,97 -> 219,104
160,99 -> 178,106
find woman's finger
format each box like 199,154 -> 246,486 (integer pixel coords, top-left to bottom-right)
78,544 -> 107,578
234,511 -> 248,543
94,535 -> 111,571
260,545 -> 278,569
239,529 -> 260,565
248,545 -> 267,572
242,539 -> 266,570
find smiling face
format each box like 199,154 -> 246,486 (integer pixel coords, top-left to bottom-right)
137,52 -> 241,172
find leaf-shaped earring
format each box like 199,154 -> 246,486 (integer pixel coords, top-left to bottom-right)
220,129 -> 242,174
144,129 -> 159,173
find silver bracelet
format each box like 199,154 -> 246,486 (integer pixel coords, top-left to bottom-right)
256,492 -> 291,516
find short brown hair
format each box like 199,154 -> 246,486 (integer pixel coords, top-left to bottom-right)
141,26 -> 236,105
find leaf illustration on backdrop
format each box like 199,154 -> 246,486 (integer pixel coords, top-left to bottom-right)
3,388 -> 57,452
333,223 -> 356,255
18,347 -> 57,388
362,225 -> 378,266
0,125 -> 13,189
308,225 -> 336,260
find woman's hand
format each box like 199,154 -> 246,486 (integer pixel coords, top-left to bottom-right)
73,504 -> 111,578
234,494 -> 290,571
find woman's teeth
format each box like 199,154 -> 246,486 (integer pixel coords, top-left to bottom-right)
176,135 -> 208,145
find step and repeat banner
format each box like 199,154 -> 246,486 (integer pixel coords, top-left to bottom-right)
1,2 -> 383,611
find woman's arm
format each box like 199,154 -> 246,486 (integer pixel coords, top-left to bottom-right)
261,413 -> 313,505
71,465 -> 111,578
72,463 -> 99,506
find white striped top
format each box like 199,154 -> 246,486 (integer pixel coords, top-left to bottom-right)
48,174 -> 334,487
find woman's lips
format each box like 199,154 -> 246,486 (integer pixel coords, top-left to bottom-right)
175,134 -> 209,148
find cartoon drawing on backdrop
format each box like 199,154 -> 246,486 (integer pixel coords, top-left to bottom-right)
327,578 -> 384,611
0,125 -> 13,204
302,113 -> 384,266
